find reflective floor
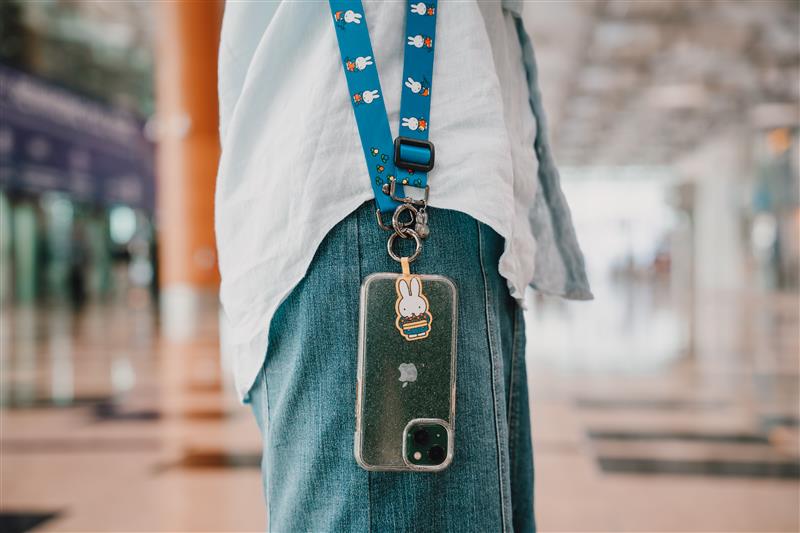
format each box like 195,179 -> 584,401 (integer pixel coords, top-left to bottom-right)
527,280 -> 799,532
2,282 -> 799,532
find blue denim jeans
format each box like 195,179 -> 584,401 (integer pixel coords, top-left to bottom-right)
249,202 -> 534,532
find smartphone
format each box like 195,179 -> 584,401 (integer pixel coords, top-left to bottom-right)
354,272 -> 458,472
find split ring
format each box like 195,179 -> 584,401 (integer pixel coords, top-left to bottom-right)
387,228 -> 422,263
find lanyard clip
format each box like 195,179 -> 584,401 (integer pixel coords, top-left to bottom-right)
393,136 -> 435,173
382,177 -> 429,207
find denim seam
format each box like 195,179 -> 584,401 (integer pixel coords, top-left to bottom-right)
355,207 -> 372,533
261,365 -> 272,532
508,305 -> 519,427
508,305 -> 521,478
478,222 -> 511,533
507,309 -> 519,454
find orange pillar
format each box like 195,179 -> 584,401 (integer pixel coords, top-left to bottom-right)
154,0 -> 222,340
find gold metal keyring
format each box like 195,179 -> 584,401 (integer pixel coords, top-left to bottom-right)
387,228 -> 422,263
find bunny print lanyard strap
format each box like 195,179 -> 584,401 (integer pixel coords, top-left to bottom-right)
330,0 -> 441,341
329,0 -> 437,213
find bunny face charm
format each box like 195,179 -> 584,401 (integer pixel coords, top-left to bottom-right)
395,275 -> 433,341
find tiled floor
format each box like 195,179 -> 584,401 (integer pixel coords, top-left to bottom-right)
1,281 -> 798,532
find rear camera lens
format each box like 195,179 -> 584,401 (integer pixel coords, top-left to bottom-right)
413,428 -> 430,446
428,445 -> 445,464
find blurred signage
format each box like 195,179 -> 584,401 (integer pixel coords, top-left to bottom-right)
0,64 -> 154,211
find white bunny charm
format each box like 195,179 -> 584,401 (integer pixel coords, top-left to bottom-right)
395,275 -> 433,341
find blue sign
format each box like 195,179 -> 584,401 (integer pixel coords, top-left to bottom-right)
0,64 -> 155,211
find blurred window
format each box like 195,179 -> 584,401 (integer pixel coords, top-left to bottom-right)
109,205 -> 136,245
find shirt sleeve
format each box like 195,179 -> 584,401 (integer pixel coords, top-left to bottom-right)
510,10 -> 594,300
500,0 -> 524,17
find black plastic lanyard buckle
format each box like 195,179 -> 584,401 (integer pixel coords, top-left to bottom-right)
393,136 -> 435,173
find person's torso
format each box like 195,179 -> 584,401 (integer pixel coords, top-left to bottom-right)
216,0 -> 543,400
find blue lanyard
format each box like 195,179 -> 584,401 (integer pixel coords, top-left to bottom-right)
329,0 -> 438,213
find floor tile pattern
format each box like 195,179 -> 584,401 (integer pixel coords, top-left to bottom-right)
2,285 -> 798,532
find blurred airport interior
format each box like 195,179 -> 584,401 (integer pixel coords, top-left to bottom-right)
1,1 -> 799,532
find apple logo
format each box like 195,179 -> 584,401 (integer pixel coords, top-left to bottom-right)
398,363 -> 418,388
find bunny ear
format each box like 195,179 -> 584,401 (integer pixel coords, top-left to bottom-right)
410,277 -> 420,297
399,279 -> 410,298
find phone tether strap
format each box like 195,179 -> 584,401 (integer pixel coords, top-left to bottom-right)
329,0 -> 438,215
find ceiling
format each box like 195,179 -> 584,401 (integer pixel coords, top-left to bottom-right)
7,0 -> 799,166
3,0 -> 154,114
522,0 -> 800,167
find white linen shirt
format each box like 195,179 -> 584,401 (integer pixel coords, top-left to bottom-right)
216,0 -> 589,402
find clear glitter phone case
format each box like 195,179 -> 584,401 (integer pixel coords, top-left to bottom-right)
354,273 -> 457,472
